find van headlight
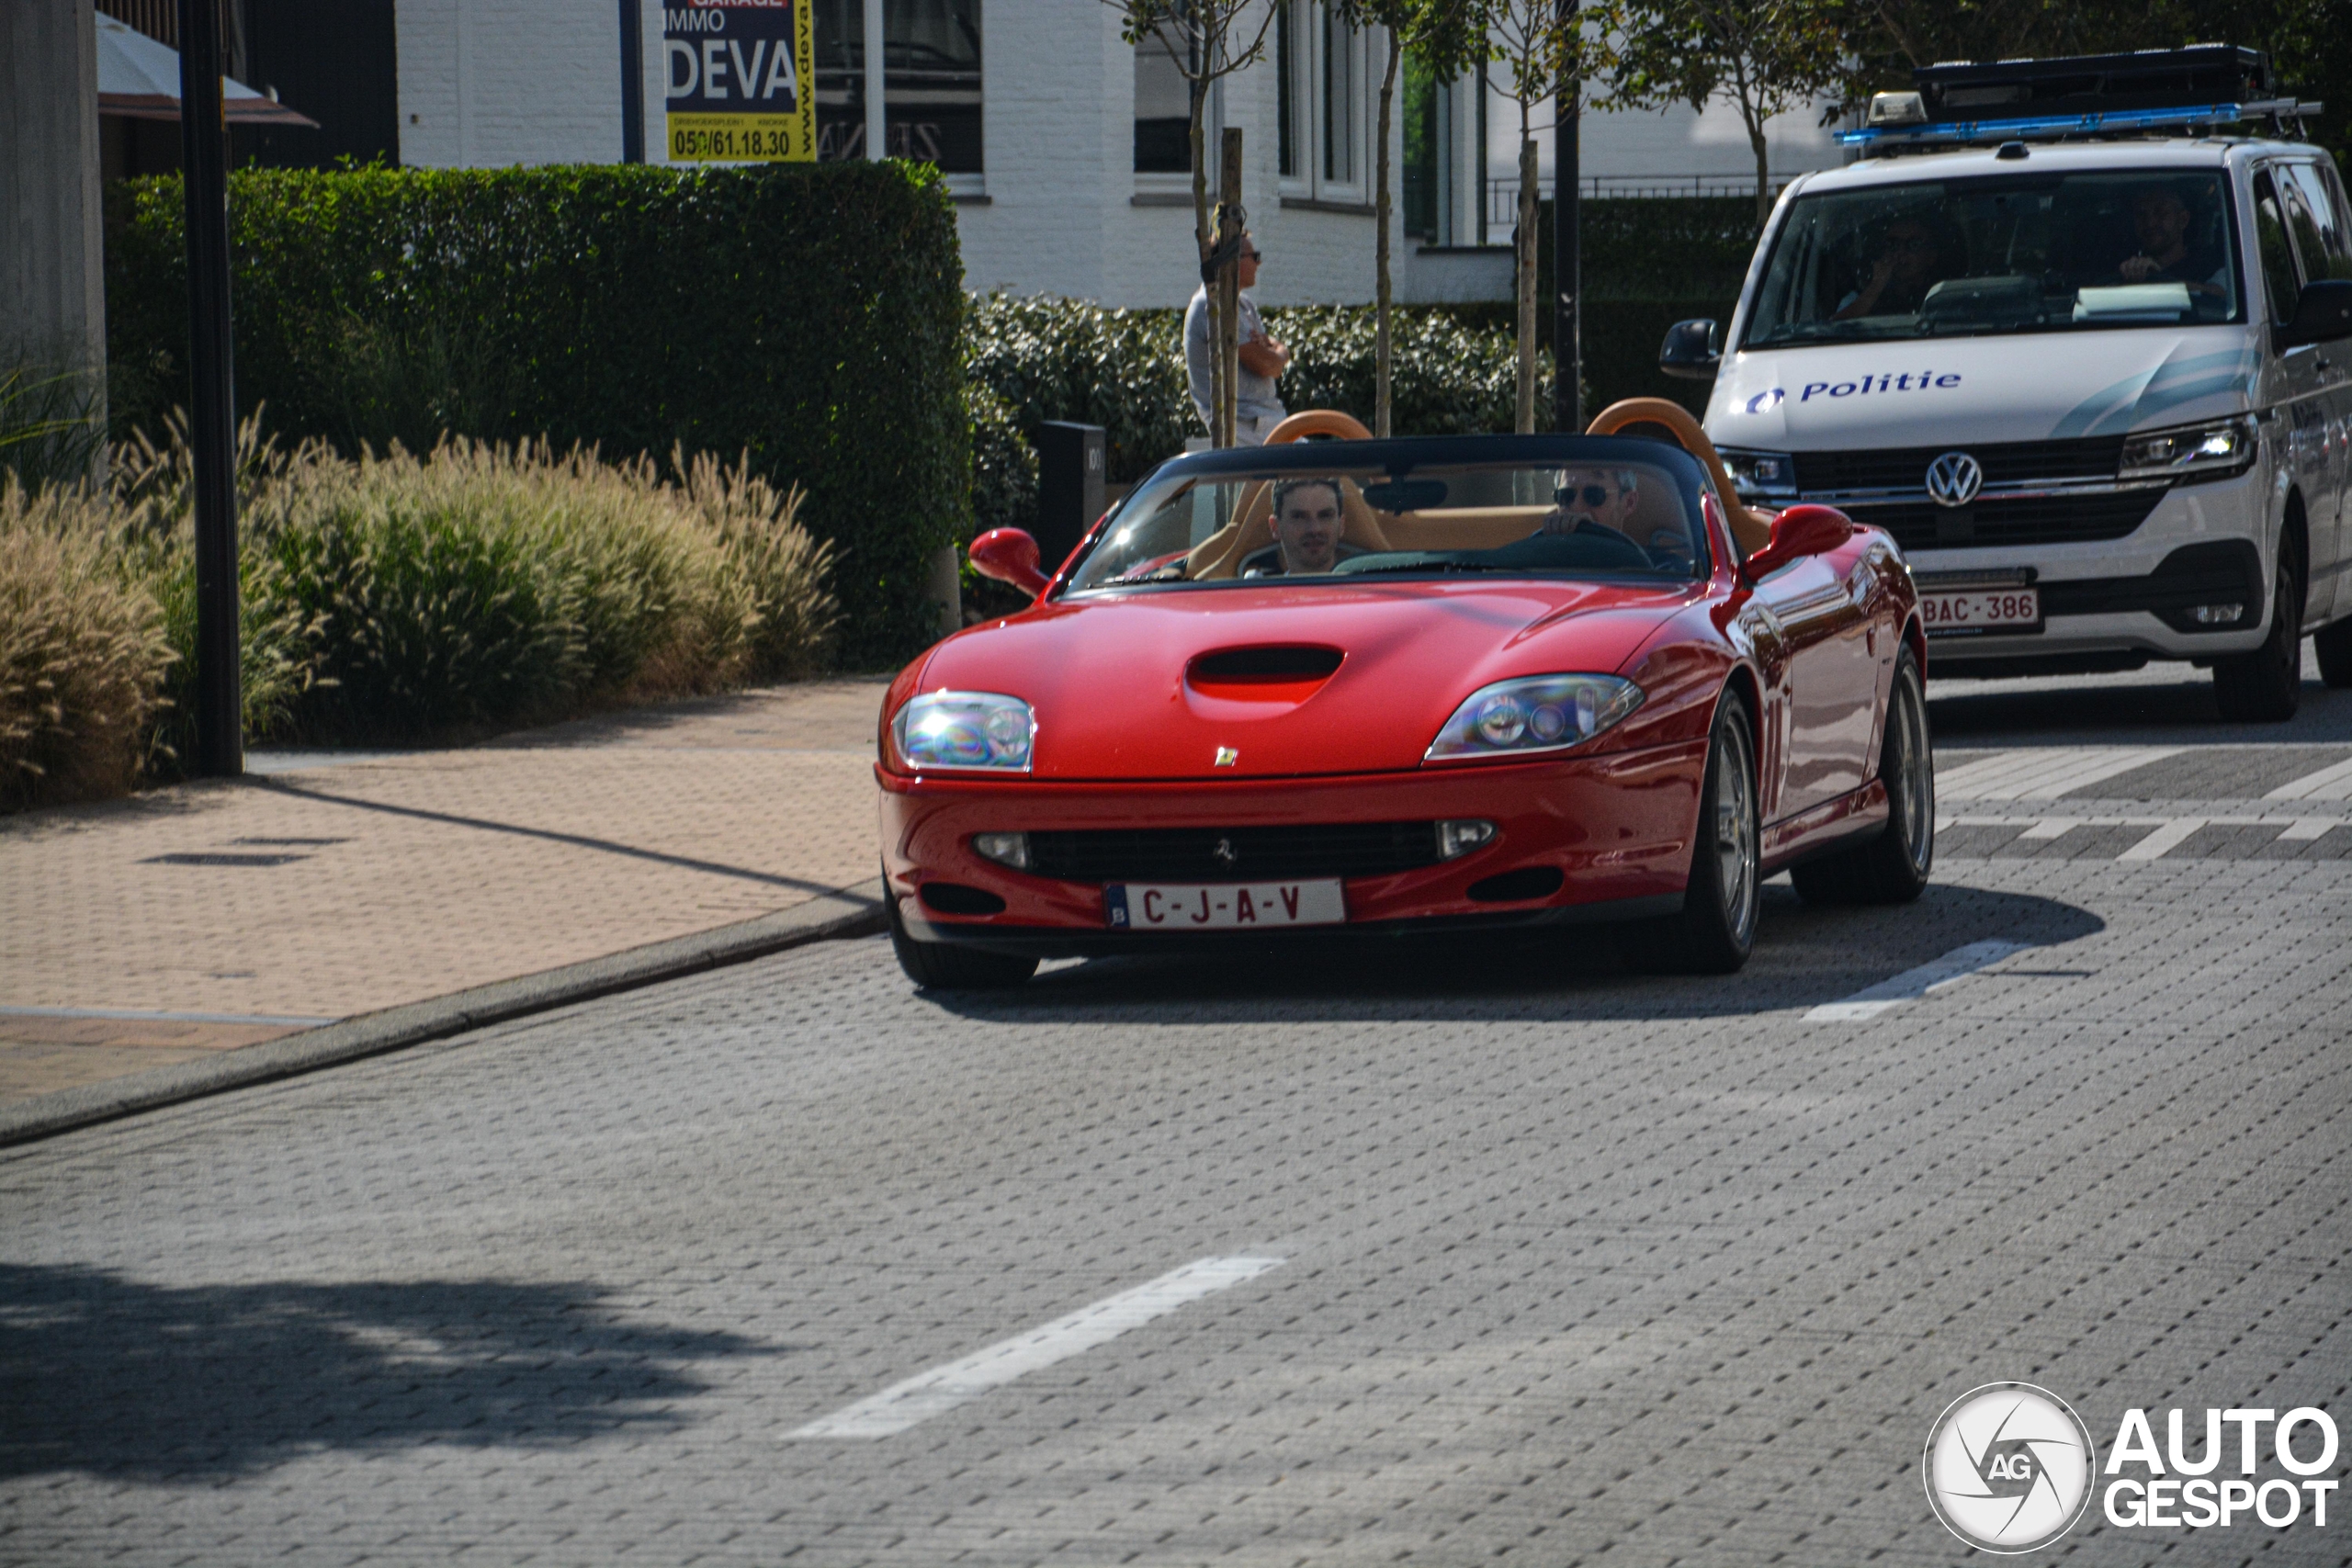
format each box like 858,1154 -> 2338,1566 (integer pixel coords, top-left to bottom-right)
891,692 -> 1035,772
1425,676 -> 1644,762
2119,415 -> 2257,482
1716,446 -> 1798,503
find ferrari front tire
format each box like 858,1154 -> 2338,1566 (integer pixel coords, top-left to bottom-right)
887,888 -> 1039,991
1656,689 -> 1759,974
1791,649 -> 1934,907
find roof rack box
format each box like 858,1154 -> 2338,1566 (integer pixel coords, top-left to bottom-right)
1914,47 -> 2272,123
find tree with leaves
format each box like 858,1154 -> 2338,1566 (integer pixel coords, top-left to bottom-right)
1110,0 -> 1279,445
1586,0 -> 1845,225
1333,0 -> 1491,436
1484,0 -> 1586,433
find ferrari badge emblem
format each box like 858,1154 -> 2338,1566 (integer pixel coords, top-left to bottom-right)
1214,746 -> 1238,767
1213,837 -> 1238,867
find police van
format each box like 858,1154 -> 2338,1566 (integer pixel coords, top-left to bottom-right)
1664,48 -> 2352,720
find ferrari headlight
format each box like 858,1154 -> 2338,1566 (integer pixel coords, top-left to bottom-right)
892,691 -> 1035,772
1425,675 -> 1644,762
2119,415 -> 2257,482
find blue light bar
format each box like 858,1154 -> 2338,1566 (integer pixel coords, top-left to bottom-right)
1839,100 -> 2300,147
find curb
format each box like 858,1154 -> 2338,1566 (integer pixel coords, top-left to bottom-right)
0,881 -> 888,1151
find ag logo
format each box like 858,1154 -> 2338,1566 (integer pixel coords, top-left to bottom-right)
1926,450 -> 1984,508
1923,1382 -> 2097,1552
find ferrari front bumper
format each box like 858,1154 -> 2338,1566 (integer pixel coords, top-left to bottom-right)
876,739 -> 1708,954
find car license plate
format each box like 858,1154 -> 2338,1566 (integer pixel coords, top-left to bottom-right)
1105,880 -> 1346,931
1921,586 -> 2041,637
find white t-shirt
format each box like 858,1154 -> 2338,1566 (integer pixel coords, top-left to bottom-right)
1183,285 -> 1285,431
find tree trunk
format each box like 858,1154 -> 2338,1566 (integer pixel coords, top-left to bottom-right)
1374,32 -> 1399,438
1188,60 -> 1225,446
1515,136 -> 1538,434
1217,127 -> 1243,448
1750,116 -> 1771,227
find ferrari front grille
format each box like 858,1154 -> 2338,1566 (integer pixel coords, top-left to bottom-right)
1025,822 -> 1443,883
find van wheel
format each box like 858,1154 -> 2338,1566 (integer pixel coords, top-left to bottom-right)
888,887 -> 1038,990
1792,649 -> 1934,906
2214,536 -> 2303,722
2314,616 -> 2352,689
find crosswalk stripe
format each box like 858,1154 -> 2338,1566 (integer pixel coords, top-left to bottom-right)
2264,756 -> 2352,801
2277,818 -> 2337,841
1936,747 -> 2185,800
2018,818 -> 2079,840
2118,818 -> 2210,861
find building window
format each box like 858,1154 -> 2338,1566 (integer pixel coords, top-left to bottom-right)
1320,4 -> 1356,186
1276,0 -> 1297,178
1134,27 -> 1193,173
814,0 -> 982,171
1402,52 -> 1445,239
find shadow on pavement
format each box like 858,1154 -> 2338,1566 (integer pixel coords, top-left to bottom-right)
0,1267 -> 783,1481
928,883 -> 2105,1024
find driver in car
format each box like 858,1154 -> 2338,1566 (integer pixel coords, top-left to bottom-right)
1540,467 -> 1692,571
1241,478 -> 1363,576
2116,184 -> 2228,298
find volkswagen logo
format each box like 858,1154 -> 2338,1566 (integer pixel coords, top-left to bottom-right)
1213,837 -> 1238,868
1926,451 -> 1984,509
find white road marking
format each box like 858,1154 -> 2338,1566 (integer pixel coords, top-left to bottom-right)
2264,756 -> 2352,801
2277,818 -> 2337,841
2018,818 -> 2080,840
2118,818 -> 2208,862
1934,747 -> 2184,801
1805,940 -> 2038,1021
0,1003 -> 341,1027
785,1256 -> 1285,1439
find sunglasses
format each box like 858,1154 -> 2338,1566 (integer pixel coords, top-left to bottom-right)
1241,250 -> 1264,262
1561,484 -> 1618,506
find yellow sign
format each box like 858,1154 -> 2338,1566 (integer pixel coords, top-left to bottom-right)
663,1 -> 814,163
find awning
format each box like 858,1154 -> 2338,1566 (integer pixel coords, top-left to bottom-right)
96,12 -> 319,126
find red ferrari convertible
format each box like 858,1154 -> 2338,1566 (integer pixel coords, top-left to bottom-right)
876,400 -> 1930,987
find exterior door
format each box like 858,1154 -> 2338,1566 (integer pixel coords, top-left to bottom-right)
2253,166 -> 2339,621
2281,161 -> 2352,621
1750,552 -> 1875,817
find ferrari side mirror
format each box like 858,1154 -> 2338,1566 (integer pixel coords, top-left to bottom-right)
1741,503 -> 1852,582
1658,318 -> 1721,381
969,527 -> 1051,596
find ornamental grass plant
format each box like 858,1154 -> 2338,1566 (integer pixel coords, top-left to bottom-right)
0,423 -> 839,811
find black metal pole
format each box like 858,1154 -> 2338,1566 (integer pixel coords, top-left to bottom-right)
178,0 -> 242,777
619,0 -> 645,163
1552,0 -> 1581,433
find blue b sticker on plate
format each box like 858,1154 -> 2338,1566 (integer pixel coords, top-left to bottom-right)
1104,886 -> 1130,928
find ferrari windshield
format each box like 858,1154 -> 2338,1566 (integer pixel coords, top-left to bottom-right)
1743,168 -> 2245,347
1065,454 -> 1711,592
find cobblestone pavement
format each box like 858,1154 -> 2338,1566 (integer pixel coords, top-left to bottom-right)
0,674 -> 2346,1565
0,680 -> 888,1100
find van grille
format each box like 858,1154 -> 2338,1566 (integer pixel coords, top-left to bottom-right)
1792,435 -> 2126,493
1838,488 -> 2165,551
1026,822 -> 1442,883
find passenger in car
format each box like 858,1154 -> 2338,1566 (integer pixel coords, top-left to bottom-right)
1240,478 -> 1365,576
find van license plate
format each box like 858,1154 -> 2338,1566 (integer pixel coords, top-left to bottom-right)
1922,587 -> 2040,637
1106,880 -> 1346,931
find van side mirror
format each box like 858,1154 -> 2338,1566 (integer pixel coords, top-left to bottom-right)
1741,504 -> 1853,582
2278,278 -> 2352,349
1658,318 -> 1721,380
968,527 -> 1050,596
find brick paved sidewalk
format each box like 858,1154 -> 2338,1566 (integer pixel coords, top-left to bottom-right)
0,679 -> 888,1104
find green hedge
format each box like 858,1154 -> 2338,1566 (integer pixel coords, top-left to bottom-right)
106,163 -> 966,667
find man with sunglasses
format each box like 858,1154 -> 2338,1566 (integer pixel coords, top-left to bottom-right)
1183,233 -> 1292,446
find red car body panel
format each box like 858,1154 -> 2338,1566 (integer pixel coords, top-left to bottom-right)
876,451 -> 1921,955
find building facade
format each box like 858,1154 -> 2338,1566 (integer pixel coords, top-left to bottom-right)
386,1 -> 1848,306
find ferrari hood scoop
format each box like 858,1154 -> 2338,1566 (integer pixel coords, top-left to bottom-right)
1185,644 -> 1344,704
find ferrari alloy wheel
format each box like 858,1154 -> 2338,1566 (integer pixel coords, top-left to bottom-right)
2214,532 -> 2304,723
887,885 -> 1039,991
1791,649 -> 1933,906
1656,690 -> 1759,973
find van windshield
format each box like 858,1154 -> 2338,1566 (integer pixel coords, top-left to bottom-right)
1743,169 -> 2244,347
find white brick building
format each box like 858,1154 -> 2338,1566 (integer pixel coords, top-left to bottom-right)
392,0 -> 1849,308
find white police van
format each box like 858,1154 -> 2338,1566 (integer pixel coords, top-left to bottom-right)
1665,48 -> 2352,720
